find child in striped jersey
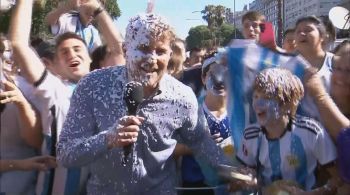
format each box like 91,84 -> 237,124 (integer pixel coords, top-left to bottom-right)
234,68 -> 339,194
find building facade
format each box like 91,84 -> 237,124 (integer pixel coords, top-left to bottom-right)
284,0 -> 342,29
247,0 -> 342,42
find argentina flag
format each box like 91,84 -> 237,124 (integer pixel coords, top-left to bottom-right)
227,39 -> 309,150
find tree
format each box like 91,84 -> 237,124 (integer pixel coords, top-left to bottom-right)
101,0 -> 121,19
186,25 -> 212,50
186,24 -> 242,50
201,5 -> 229,29
216,23 -> 243,46
188,4 -> 242,50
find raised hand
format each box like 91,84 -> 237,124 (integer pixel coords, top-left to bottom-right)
77,0 -> 101,15
303,66 -> 327,99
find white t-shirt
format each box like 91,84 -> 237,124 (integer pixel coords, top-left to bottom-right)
298,52 -> 333,121
33,71 -> 88,195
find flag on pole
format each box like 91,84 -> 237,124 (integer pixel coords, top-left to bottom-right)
227,39 -> 309,150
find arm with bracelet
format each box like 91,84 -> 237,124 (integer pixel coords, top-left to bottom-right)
79,0 -> 125,65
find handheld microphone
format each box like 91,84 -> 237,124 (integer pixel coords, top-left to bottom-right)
122,81 -> 144,165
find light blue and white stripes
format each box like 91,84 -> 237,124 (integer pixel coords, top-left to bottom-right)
227,40 -> 309,150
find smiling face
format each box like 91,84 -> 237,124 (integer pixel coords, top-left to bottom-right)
252,68 -> 304,127
126,37 -> 172,95
295,21 -> 324,54
125,14 -> 175,96
55,38 -> 91,83
331,43 -> 350,116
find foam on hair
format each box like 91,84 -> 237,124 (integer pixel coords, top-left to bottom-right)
254,68 -> 304,108
125,14 -> 175,47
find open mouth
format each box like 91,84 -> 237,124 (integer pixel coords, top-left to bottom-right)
256,111 -> 266,119
249,34 -> 256,39
140,65 -> 158,74
69,61 -> 80,68
213,85 -> 225,91
142,69 -> 156,74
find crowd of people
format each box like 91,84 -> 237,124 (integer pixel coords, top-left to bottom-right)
0,0 -> 349,194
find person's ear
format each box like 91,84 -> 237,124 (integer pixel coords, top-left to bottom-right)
201,73 -> 206,86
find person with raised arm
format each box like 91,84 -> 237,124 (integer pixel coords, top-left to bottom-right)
9,0 -> 124,194
45,0 -> 102,52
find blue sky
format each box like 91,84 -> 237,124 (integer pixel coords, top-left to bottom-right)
116,0 -> 253,39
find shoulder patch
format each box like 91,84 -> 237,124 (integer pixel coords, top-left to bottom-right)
244,126 -> 261,140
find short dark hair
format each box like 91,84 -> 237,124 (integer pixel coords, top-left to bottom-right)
295,16 -> 327,39
35,40 -> 55,60
90,45 -> 108,71
283,28 -> 295,38
319,15 -> 336,42
201,51 -> 217,77
55,32 -> 86,50
189,47 -> 203,56
242,11 -> 265,24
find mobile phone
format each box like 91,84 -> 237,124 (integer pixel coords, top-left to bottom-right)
259,22 -> 276,49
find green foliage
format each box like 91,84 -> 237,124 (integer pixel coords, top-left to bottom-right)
217,23 -> 243,45
186,25 -> 211,50
201,5 -> 229,29
31,0 -> 58,39
187,4 -> 242,50
186,24 -> 242,50
0,12 -> 11,34
103,0 -> 121,19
